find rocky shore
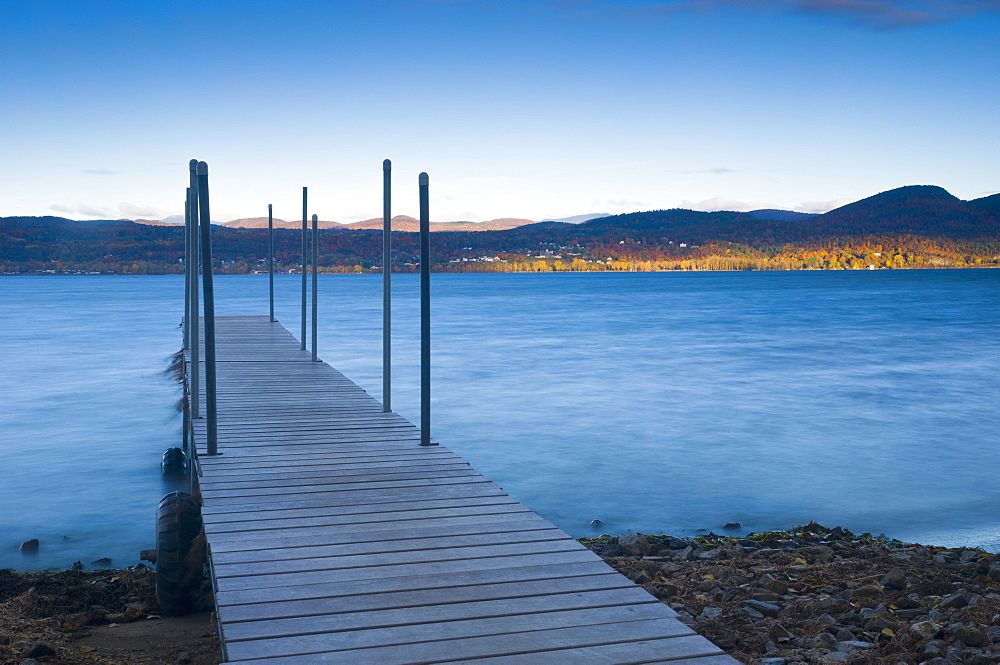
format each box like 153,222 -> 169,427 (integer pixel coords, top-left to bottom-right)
0,567 -> 218,665
2,522 -> 998,664
582,523 -> 1000,664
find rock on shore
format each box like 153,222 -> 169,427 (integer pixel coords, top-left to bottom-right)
581,522 -> 1000,665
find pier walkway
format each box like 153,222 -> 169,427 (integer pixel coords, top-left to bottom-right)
189,315 -> 736,664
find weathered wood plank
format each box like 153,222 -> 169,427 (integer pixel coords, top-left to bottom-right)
218,572 -> 636,622
210,528 -> 569,565
215,561 -> 621,607
213,550 -> 604,592
223,588 -> 662,643
223,614 -> 693,663
211,531 -> 579,572
204,502 -> 528,533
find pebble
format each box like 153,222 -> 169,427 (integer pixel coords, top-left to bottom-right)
740,599 -> 781,617
628,569 -> 653,584
881,567 -> 907,589
809,632 -> 836,649
834,627 -> 855,641
941,590 -> 976,608
955,625 -> 990,647
835,640 -> 873,652
699,606 -> 723,620
19,642 -> 56,658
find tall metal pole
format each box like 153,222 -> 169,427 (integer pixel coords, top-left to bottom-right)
183,189 -> 191,350
197,161 -> 219,456
301,187 -> 308,350
188,160 -> 200,420
182,188 -> 191,457
311,213 -> 319,362
268,203 -> 275,322
419,172 -> 436,446
382,159 -> 391,412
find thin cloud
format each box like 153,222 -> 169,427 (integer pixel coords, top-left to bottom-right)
118,202 -> 170,219
82,169 -> 114,175
549,0 -> 1000,29
681,167 -> 738,174
50,204 -> 116,218
678,195 -> 773,211
794,197 -> 854,212
604,198 -> 648,209
48,202 -> 172,220
794,0 -> 944,29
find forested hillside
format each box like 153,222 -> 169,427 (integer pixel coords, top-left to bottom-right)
2,186 -> 997,274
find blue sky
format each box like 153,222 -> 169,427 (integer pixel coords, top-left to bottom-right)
1,0 -> 997,222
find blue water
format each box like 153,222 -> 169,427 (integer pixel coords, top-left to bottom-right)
1,270 -> 997,570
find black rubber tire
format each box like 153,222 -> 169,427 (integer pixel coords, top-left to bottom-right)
161,447 -> 188,476
155,491 -> 204,615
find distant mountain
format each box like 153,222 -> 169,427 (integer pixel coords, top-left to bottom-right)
800,185 -> 996,236
748,209 -> 819,222
968,192 -> 1000,215
541,213 -> 610,224
0,215 -> 134,228
132,218 -> 184,226
221,217 -> 334,230
216,215 -> 538,232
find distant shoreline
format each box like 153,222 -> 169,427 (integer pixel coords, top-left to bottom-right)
3,265 -> 996,278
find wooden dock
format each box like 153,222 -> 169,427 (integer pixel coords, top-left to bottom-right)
189,315 -> 737,664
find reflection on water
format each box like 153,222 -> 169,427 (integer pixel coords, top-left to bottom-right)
1,270 -> 997,569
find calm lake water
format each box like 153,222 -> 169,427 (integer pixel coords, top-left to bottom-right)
1,270 -> 997,570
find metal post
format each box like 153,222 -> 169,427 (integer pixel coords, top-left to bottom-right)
183,189 -> 191,350
268,203 -> 275,322
419,172 -> 436,446
189,160 -> 200,420
197,161 -> 219,456
311,213 -> 318,362
301,187 -> 308,351
382,159 -> 391,412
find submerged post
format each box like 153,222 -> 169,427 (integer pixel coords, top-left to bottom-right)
301,187 -> 308,351
188,160 -> 200,420
197,161 -> 219,456
183,189 -> 191,350
419,172 -> 436,446
268,203 -> 275,322
382,159 -> 391,412
311,213 -> 318,362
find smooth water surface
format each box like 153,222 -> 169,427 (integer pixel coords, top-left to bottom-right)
1,270 -> 997,569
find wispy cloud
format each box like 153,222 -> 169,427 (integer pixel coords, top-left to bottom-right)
678,194 -> 772,211
548,0 -> 1000,29
602,198 -> 649,209
49,202 -> 173,220
681,167 -> 738,174
794,197 -> 854,212
676,194 -> 853,212
118,202 -> 170,219
50,204 -> 116,218
81,169 -> 114,175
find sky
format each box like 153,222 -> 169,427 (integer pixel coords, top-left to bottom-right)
1,0 -> 997,223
